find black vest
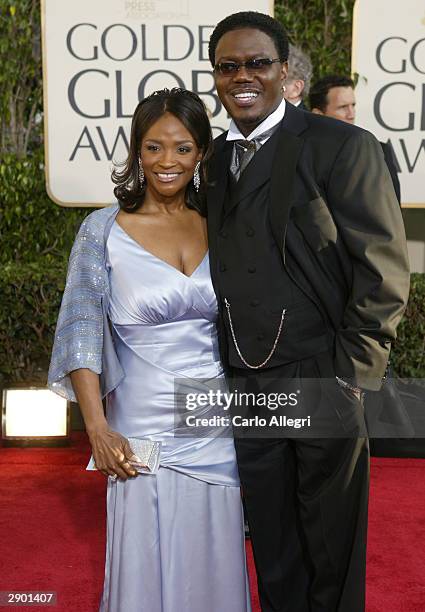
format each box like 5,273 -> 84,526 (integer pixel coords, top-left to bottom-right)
217,132 -> 330,369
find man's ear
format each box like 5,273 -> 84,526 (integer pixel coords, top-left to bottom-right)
311,108 -> 324,116
294,79 -> 305,97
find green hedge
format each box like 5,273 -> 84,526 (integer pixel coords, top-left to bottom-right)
276,0 -> 355,76
0,152 -> 88,265
391,274 -> 425,379
0,261 -> 66,385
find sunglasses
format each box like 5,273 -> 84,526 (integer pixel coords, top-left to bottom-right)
214,58 -> 282,76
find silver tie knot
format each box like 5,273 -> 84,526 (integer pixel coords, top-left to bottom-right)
232,139 -> 260,179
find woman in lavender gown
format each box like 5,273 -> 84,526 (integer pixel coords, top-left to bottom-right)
48,88 -> 251,612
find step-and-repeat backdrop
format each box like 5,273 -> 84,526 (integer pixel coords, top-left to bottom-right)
41,0 -> 272,206
353,0 -> 425,208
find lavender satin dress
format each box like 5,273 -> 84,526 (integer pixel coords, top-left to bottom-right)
99,221 -> 251,612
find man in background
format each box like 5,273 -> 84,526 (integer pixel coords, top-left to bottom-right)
309,74 -> 401,203
283,44 -> 312,110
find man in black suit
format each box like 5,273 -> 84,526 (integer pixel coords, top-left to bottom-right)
309,74 -> 401,203
283,44 -> 312,110
207,12 -> 409,612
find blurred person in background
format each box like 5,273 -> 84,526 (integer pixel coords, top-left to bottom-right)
309,75 -> 401,203
283,44 -> 313,110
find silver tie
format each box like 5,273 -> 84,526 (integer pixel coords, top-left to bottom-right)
229,124 -> 280,182
232,140 -> 258,181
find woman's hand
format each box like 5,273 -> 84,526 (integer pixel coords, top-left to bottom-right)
88,424 -> 140,480
69,369 -> 141,481
68,369 -> 144,480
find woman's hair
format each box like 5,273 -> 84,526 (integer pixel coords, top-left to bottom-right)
112,88 -> 213,214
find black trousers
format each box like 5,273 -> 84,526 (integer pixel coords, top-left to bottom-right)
230,350 -> 370,612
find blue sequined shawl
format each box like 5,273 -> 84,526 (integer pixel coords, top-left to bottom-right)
48,204 -> 123,402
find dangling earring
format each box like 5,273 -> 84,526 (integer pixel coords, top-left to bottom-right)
193,161 -> 201,192
138,159 -> 145,186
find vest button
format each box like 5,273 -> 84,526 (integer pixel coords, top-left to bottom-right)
246,228 -> 255,237
248,266 -> 256,273
219,230 -> 228,238
250,299 -> 260,307
220,263 -> 227,272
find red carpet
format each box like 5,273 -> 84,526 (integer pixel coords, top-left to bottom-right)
0,433 -> 424,611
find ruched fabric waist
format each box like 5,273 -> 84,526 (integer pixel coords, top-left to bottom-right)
104,321 -> 239,487
112,318 -> 221,376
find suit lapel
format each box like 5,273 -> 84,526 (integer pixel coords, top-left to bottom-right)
269,104 -> 307,256
224,130 -> 280,218
206,135 -> 232,283
207,103 -> 308,263
207,134 -> 232,225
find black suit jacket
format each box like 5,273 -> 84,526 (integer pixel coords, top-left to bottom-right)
206,103 -> 410,391
380,141 -> 401,204
296,99 -> 308,111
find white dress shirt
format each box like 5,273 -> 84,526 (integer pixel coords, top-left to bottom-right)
226,97 -> 286,145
